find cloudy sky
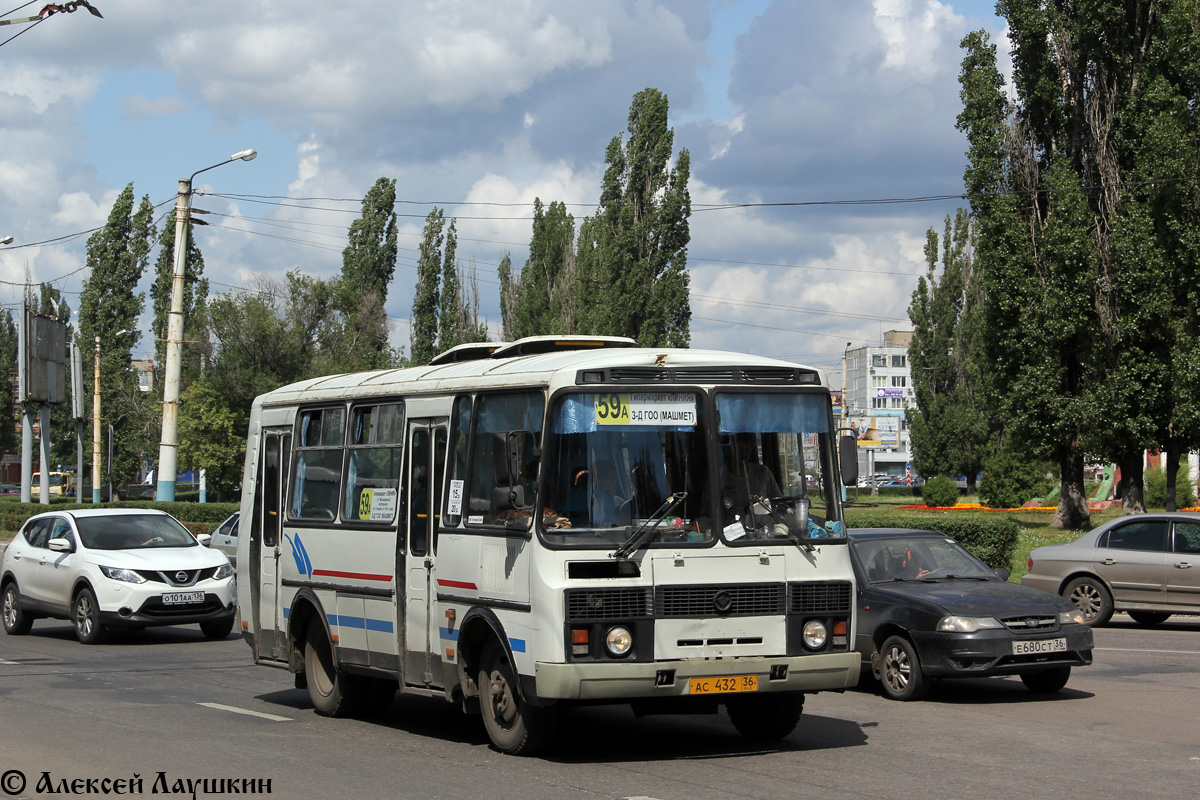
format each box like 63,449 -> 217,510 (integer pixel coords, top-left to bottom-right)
0,0 -> 1008,380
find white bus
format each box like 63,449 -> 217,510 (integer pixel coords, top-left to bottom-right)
237,336 -> 861,754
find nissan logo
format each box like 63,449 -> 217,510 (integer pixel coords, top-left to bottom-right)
713,590 -> 733,615
175,571 -> 189,583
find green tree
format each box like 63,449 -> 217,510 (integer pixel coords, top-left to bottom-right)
339,177 -> 398,370
0,310 -> 17,454
907,210 -> 990,490
576,88 -> 692,346
438,219 -> 461,352
497,252 -> 515,341
75,184 -> 153,492
410,208 -> 444,364
177,378 -> 245,500
513,198 -> 575,338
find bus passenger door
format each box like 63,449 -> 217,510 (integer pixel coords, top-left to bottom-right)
251,429 -> 289,661
403,419 -> 448,688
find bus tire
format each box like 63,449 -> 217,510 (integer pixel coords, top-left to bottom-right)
478,640 -> 556,756
304,620 -> 361,717
727,692 -> 804,741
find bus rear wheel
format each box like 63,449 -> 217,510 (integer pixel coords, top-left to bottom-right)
478,641 -> 556,756
727,693 -> 804,741
305,620 -> 362,717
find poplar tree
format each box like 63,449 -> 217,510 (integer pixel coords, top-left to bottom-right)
497,252 -> 515,341
339,177 -> 398,370
907,210 -> 989,490
512,198 -> 575,338
76,184 -> 153,491
409,208 -> 444,365
576,88 -> 692,346
438,219 -> 461,352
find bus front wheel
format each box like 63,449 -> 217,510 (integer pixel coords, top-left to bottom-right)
478,641 -> 556,756
727,692 -> 804,740
304,620 -> 362,717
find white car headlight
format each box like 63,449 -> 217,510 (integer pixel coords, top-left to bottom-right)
99,566 -> 146,584
937,616 -> 1003,633
213,563 -> 234,580
1059,610 -> 1085,626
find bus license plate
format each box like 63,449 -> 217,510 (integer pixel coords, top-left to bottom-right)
1012,637 -> 1066,655
162,591 -> 205,605
688,675 -> 758,695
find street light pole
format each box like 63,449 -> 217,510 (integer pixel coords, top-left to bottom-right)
156,149 -> 256,501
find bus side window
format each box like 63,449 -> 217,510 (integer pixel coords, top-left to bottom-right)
344,402 -> 404,523
290,407 -> 345,522
442,395 -> 472,527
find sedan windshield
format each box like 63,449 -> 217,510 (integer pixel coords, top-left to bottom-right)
541,391 -> 712,547
854,537 -> 995,582
74,514 -> 198,550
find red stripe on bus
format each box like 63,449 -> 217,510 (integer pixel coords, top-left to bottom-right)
436,579 -> 478,590
312,569 -> 393,582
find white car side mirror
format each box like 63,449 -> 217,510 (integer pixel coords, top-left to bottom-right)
48,538 -> 73,553
196,533 -> 213,547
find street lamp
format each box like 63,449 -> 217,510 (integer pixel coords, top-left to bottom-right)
156,148 -> 256,501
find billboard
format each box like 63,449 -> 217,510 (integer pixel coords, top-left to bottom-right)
24,312 -> 67,405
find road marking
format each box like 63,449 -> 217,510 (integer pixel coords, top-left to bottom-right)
197,702 -> 293,722
0,659 -> 17,665
1096,647 -> 1200,656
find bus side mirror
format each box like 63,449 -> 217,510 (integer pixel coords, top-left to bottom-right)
839,434 -> 858,486
493,431 -> 537,511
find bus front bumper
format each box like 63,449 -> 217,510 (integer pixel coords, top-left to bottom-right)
534,652 -> 860,701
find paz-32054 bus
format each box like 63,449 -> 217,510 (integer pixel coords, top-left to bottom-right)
237,336 -> 861,754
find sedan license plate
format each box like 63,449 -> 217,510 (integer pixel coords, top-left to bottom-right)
1013,637 -> 1066,656
688,675 -> 758,695
162,591 -> 205,606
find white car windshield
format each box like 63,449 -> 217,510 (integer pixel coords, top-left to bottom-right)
74,514 -> 198,550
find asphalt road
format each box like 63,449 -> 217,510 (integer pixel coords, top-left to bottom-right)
1,614 -> 1197,800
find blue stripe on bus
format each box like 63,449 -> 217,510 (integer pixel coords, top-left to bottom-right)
321,614 -> 394,633
282,607 -> 290,619
439,627 -> 460,641
508,638 -> 526,653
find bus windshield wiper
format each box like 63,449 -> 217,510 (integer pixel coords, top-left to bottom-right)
611,492 -> 688,560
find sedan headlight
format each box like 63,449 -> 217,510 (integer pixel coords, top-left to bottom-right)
214,563 -> 234,581
99,566 -> 146,584
1059,610 -> 1085,626
937,616 -> 1003,633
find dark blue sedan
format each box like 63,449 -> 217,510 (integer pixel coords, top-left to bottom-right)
849,529 -> 1094,700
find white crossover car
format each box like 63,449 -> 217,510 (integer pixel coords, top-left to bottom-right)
2,509 -> 235,643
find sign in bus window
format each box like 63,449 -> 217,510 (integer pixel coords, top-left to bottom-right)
343,403 -> 404,523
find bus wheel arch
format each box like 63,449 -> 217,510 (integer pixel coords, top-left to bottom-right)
286,590 -> 328,677
455,608 -> 513,704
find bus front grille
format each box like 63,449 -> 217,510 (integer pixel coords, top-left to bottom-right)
789,581 -> 853,615
655,583 -> 786,617
565,587 -> 653,621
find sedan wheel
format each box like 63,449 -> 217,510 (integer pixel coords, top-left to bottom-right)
879,635 -> 928,701
1063,577 -> 1113,627
72,588 -> 108,644
1127,611 -> 1171,627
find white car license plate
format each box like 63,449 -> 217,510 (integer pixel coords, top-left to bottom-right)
162,591 -> 205,605
1013,637 -> 1066,655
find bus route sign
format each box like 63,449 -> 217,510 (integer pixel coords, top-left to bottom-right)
594,393 -> 696,426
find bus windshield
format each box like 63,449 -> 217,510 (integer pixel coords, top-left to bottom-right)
541,391 -> 713,547
711,391 -> 844,541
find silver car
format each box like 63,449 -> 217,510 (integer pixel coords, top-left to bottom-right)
209,513 -> 239,569
1022,513 -> 1200,626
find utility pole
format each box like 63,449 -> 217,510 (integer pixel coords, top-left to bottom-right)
92,336 -> 101,503
156,148 -> 256,501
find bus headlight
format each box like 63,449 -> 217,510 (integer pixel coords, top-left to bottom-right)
605,625 -> 633,657
802,620 -> 827,649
